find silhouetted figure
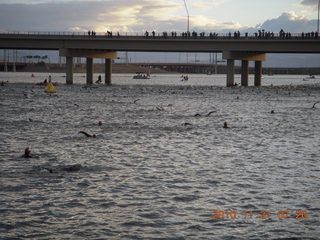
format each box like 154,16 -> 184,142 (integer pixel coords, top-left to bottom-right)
271,110 -> 275,114
223,122 -> 229,128
96,75 -> 102,84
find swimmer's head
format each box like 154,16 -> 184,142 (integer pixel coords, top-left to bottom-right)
93,134 -> 96,138
25,147 -> 30,154
24,147 -> 31,157
98,121 -> 102,126
223,122 -> 228,128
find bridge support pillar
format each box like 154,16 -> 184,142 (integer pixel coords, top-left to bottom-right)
66,56 -> 73,85
241,60 -> 249,87
3,49 -> 8,72
254,61 -> 262,87
223,51 -> 266,87
105,58 -> 112,85
226,59 -> 235,87
86,57 -> 93,85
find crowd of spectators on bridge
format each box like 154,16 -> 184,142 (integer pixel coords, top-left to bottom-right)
88,30 -> 96,36
88,29 -> 319,40
144,29 -> 319,40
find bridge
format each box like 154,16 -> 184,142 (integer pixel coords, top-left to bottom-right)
1,32 -> 320,86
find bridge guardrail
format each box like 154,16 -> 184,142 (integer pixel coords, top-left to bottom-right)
0,30 -> 319,40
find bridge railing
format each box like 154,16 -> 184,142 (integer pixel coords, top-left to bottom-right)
0,30 -> 319,40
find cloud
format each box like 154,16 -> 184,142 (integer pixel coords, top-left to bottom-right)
0,1 -> 318,34
0,0 -> 245,33
192,0 -> 225,9
257,12 -> 317,33
300,0 -> 319,7
0,0 -> 183,32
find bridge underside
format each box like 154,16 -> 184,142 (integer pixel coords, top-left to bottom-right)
223,51 -> 266,87
58,49 -> 265,87
59,49 -> 117,85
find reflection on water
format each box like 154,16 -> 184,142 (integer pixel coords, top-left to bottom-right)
0,73 -> 319,239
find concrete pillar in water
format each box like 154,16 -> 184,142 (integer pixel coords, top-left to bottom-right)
241,60 -> 249,87
66,56 -> 73,85
105,58 -> 112,85
86,57 -> 93,85
3,49 -> 8,72
226,59 -> 235,87
254,61 -> 262,86
12,50 -> 17,72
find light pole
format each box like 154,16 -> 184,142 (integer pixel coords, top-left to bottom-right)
317,0 -> 320,33
183,0 -> 190,33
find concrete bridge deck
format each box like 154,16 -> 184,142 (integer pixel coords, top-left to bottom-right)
1,32 -> 320,86
1,32 -> 320,53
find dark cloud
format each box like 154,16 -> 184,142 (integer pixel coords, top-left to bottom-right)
0,0 -> 181,32
0,1 -> 318,34
300,0 -> 318,7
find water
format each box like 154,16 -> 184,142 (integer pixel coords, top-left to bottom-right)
0,73 -> 320,239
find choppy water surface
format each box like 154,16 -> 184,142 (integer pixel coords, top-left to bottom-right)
0,73 -> 320,239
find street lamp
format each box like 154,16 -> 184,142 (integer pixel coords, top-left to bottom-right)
317,0 -> 320,33
183,0 -> 190,33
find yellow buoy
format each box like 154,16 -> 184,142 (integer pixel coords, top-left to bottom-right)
45,82 -> 57,93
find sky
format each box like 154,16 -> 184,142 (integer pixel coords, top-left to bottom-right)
1,0 -> 320,67
0,0 -> 319,33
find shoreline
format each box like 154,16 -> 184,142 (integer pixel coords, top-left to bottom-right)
1,62 -> 320,75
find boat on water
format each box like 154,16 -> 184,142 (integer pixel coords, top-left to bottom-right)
133,72 -> 151,79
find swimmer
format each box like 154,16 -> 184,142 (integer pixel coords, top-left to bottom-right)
98,121 -> 102,126
42,164 -> 82,173
223,122 -> 229,128
271,110 -> 275,114
22,147 -> 32,158
79,131 -> 96,138
205,111 -> 216,117
194,111 -> 216,117
63,164 -> 82,172
312,102 -> 319,109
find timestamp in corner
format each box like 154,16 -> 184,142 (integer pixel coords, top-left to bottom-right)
211,210 -> 309,221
